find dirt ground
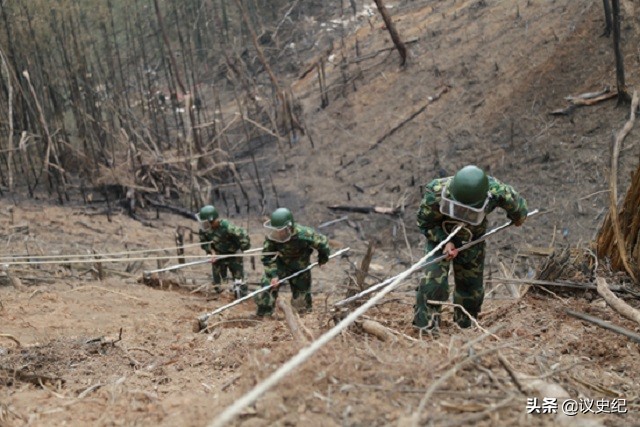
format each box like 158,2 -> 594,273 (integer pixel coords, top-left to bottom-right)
2,0 -> 640,426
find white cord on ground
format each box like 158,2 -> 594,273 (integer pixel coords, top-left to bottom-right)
3,251 -> 274,266
0,244 -> 265,261
207,227 -> 461,427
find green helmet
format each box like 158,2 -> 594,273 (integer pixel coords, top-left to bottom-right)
199,205 -> 219,221
448,165 -> 489,207
269,208 -> 294,228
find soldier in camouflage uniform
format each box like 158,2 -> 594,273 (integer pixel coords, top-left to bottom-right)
414,165 -> 528,330
255,208 -> 331,317
197,205 -> 251,298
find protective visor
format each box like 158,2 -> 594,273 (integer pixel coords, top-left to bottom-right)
439,187 -> 489,226
196,213 -> 213,231
264,220 -> 292,243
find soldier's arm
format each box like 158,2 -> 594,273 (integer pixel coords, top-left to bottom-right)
311,230 -> 331,265
416,186 -> 447,242
261,239 -> 278,279
198,230 -> 212,254
489,177 -> 528,224
239,228 -> 251,251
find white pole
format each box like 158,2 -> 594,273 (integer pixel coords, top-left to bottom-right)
207,228 -> 461,427
196,248 -> 351,329
334,209 -> 538,307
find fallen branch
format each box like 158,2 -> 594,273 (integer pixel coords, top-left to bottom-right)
596,276 -> 640,326
144,198 -> 198,221
277,299 -> 309,344
338,86 -> 449,172
359,319 -> 391,342
484,277 -> 626,292
550,87 -> 617,115
374,86 -> 449,147
497,353 -> 525,394
565,309 -> 640,343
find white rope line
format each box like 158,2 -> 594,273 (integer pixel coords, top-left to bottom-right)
0,245 -> 265,262
207,226 -> 462,427
0,241 -> 210,260
2,251 -> 274,266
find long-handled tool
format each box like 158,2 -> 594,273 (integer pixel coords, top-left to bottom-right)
142,248 -> 271,277
194,247 -> 350,332
334,209 -> 539,307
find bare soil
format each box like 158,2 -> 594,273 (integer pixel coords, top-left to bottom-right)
2,1 -> 640,426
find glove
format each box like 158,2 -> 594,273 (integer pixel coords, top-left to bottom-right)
318,254 -> 329,266
513,217 -> 526,227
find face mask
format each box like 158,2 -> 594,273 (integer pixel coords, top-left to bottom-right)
196,214 -> 213,231
439,187 -> 489,226
264,221 -> 292,243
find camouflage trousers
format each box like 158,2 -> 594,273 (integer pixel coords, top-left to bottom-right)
211,256 -> 247,296
255,259 -> 313,316
413,239 -> 485,329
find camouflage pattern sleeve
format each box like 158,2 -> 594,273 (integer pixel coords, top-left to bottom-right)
416,179 -> 448,242
261,238 -> 278,279
198,230 -> 212,254
295,225 -> 331,264
488,177 -> 528,223
227,221 -> 251,251
311,229 -> 331,265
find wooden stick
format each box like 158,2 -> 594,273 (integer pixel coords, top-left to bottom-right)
484,277 -> 626,292
497,353 -> 525,394
565,309 -> 640,343
374,86 -> 449,148
360,319 -> 391,342
277,299 -> 309,344
596,276 -> 640,326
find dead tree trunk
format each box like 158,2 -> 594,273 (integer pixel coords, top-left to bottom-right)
596,91 -> 639,282
602,0 -> 612,37
373,0 -> 407,66
611,0 -> 631,104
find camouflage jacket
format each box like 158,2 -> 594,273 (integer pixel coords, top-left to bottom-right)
261,224 -> 331,279
417,176 -> 528,243
199,219 -> 251,254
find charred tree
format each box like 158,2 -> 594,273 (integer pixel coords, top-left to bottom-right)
373,0 -> 407,66
611,0 -> 631,104
602,0 -> 612,37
